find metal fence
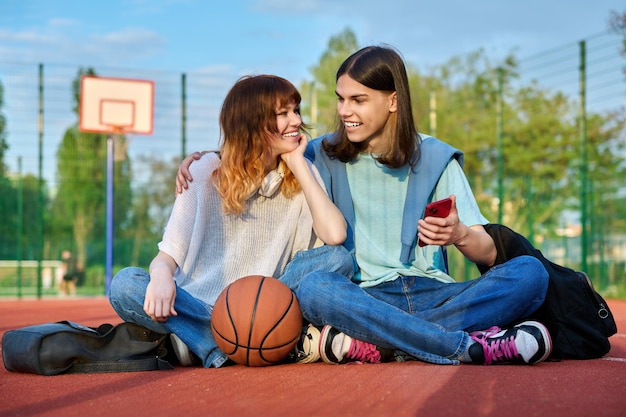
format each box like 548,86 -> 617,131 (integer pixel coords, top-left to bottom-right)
1,63 -> 239,191
512,32 -> 625,293
0,30 -> 624,297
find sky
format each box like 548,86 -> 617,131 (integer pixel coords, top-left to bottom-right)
1,0 -> 624,85
0,0 -> 624,184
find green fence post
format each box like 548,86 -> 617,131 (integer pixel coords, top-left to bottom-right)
37,63 -> 44,299
17,157 -> 23,298
579,41 -> 588,273
496,67 -> 504,225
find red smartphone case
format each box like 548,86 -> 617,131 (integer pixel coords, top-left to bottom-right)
418,198 -> 452,247
424,197 -> 452,218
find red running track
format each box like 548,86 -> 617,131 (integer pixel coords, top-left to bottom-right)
1,297 -> 625,417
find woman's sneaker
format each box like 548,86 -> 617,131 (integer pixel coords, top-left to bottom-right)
468,321 -> 552,365
170,333 -> 196,366
319,325 -> 390,364
292,324 -> 322,364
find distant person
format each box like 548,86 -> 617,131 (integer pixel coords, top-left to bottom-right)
60,250 -> 79,296
109,75 -> 352,368
176,46 -> 553,366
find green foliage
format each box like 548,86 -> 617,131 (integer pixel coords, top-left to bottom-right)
0,173 -> 49,259
585,110 -> 626,238
49,68 -> 133,271
2,26 -> 625,297
302,27 -> 626,285
118,154 -> 180,267
0,79 -> 8,177
608,9 -> 626,57
300,27 -> 359,135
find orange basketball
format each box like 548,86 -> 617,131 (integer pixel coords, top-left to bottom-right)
210,275 -> 303,367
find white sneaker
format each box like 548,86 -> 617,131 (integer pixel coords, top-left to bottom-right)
468,321 -> 552,365
293,324 -> 321,364
170,333 -> 194,366
319,325 -> 384,364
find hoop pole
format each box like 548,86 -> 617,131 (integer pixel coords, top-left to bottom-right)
105,134 -> 114,295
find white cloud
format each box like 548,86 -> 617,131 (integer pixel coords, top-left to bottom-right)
48,18 -> 77,28
250,0 -> 321,14
0,25 -> 165,67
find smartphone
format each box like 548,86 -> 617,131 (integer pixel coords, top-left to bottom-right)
418,197 -> 452,247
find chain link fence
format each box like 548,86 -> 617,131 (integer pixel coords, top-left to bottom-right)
1,30 -> 624,297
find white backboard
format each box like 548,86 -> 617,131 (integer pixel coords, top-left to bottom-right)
79,76 -> 154,134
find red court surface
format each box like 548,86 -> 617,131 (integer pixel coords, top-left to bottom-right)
1,297 -> 625,417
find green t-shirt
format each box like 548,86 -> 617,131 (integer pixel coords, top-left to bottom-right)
346,154 -> 488,287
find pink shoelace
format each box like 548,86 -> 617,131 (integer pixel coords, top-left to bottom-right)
346,339 -> 382,364
470,326 -> 519,365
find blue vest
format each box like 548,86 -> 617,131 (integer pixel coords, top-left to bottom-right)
305,134 -> 464,266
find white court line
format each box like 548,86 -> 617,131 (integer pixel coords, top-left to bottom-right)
602,333 -> 626,362
601,357 -> 626,363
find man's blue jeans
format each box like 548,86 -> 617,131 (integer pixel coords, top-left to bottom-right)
108,244 -> 355,368
292,255 -> 549,365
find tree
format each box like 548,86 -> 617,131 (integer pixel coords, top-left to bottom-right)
0,173 -> 47,259
503,85 -> 579,233
426,51 -> 513,209
584,110 -> 626,240
0,78 -> 12,257
0,79 -> 8,177
0,77 -> 53,262
118,154 -> 179,267
608,9 -> 626,59
302,27 -> 625,253
50,68 -> 132,275
300,27 -> 359,136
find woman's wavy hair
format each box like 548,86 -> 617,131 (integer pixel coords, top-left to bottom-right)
213,75 -> 303,215
323,45 -> 420,168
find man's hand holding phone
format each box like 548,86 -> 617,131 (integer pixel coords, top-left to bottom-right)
418,196 -> 454,247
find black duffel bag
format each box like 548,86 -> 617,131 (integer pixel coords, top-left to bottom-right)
2,321 -> 174,375
480,224 -> 617,360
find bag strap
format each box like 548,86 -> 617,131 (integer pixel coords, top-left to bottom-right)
66,357 -> 174,374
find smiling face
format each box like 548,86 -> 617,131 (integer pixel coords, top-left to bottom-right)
266,100 -> 302,162
336,74 -> 397,154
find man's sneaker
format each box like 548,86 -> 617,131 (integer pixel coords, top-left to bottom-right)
468,321 -> 552,365
170,333 -> 195,366
319,325 -> 384,364
292,324 -> 322,364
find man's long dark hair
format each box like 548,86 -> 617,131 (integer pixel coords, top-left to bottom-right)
323,45 -> 420,168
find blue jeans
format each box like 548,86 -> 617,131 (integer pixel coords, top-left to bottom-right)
108,245 -> 355,368
294,255 -> 549,365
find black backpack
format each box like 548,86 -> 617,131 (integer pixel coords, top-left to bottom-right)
2,321 -> 174,375
479,224 -> 617,360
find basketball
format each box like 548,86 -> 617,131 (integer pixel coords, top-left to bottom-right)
211,275 -> 303,367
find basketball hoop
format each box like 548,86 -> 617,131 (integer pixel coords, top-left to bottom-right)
79,76 -> 154,135
78,75 -> 154,295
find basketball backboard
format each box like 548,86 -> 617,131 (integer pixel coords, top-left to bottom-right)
79,76 -> 154,135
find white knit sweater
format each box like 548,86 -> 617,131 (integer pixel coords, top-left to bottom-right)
158,153 -> 322,306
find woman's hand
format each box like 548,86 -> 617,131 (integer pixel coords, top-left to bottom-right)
145,252 -> 178,322
281,134 -> 347,246
279,133 -> 308,170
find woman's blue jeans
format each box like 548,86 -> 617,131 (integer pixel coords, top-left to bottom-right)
108,244 -> 355,368
291,255 -> 549,365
